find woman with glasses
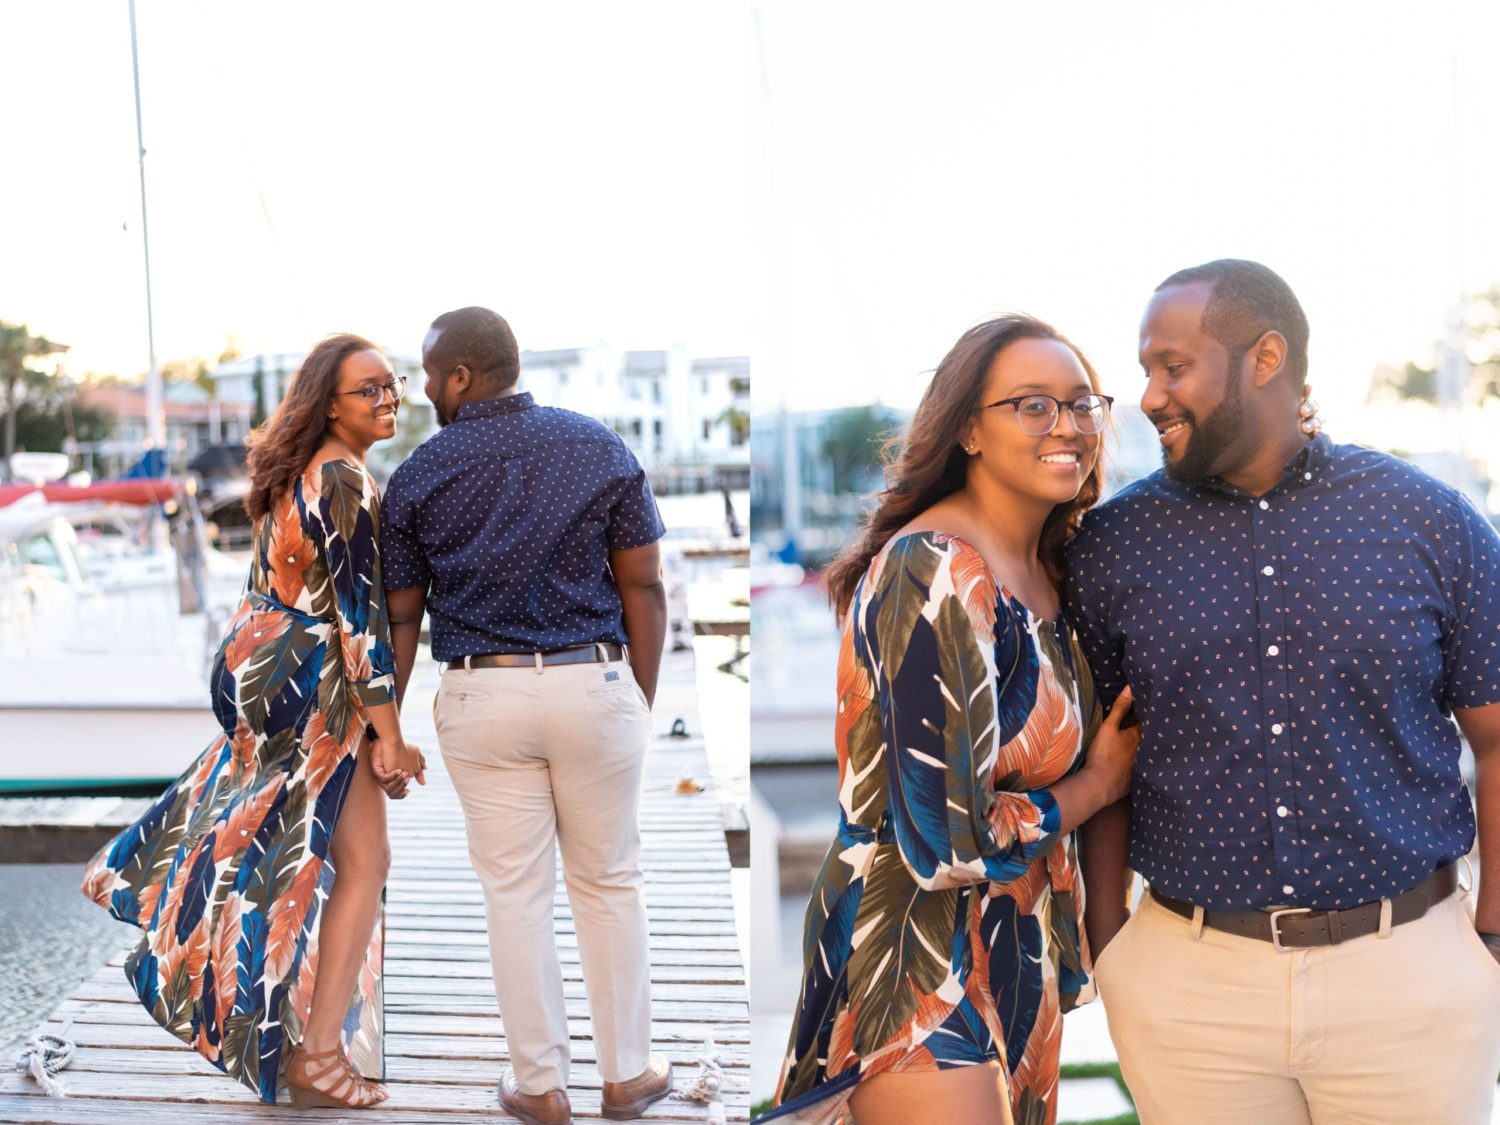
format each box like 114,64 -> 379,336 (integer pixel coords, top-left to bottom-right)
83,334 -> 426,1110
759,316 -> 1142,1125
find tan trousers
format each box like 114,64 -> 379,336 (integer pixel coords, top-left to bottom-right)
435,657 -> 654,1094
1093,883 -> 1500,1124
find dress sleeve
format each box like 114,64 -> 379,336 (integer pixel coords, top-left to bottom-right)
316,461 -> 397,708
860,534 -> 1061,892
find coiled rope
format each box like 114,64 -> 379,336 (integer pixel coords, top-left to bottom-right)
15,1020 -> 74,1098
672,1034 -> 728,1124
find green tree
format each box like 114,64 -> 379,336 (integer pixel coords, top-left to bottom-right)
716,403 -> 750,445
10,375 -> 113,454
1370,287 -> 1500,404
820,404 -> 902,495
1369,361 -> 1438,403
0,322 -> 66,469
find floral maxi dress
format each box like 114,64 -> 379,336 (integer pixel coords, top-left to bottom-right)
762,532 -> 1100,1125
81,459 -> 397,1104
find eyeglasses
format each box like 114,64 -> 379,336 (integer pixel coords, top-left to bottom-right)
984,392 -> 1113,435
334,375 -> 408,404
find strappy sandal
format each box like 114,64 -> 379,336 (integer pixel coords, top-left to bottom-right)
284,1042 -> 389,1109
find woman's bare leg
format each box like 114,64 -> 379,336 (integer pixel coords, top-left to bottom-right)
848,1062 -> 1012,1125
301,742 -> 390,1054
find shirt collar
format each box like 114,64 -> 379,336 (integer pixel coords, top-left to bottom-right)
455,390 -> 534,422
1196,431 -> 1332,500
1288,430 -> 1332,488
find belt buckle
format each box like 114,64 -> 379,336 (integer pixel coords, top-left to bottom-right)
1267,906 -> 1312,952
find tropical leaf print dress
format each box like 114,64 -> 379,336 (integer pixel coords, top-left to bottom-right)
81,459 -> 396,1104
763,532 -> 1100,1125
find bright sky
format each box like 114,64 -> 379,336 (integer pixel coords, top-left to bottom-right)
0,1 -> 755,375
753,0 -> 1500,433
5,1 -> 1498,443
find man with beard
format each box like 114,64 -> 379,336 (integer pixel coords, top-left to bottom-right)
380,307 -> 673,1125
1064,260 -> 1500,1124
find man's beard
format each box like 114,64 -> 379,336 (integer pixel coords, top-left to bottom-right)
1163,365 -> 1244,483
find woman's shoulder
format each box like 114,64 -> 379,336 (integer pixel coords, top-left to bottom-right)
862,529 -> 998,632
302,456 -> 372,495
875,528 -> 988,584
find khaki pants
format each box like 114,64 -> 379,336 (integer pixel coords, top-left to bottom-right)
1093,884 -> 1500,1124
435,657 -> 653,1094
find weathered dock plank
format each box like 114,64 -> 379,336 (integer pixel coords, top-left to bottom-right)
0,644 -> 747,1122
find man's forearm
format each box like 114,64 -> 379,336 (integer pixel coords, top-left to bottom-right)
1081,797 -> 1132,956
620,583 -> 667,707
385,587 -> 428,710
1472,746 -> 1500,934
391,619 -> 422,708
1455,705 -> 1500,935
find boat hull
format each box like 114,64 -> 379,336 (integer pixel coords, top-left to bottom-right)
0,702 -> 214,793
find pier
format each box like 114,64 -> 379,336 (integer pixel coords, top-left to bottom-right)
0,644 -> 749,1122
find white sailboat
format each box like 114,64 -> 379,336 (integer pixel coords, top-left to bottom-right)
0,486 -> 245,793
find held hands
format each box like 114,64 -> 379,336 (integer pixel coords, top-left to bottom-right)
369,735 -> 427,799
1083,686 -> 1141,808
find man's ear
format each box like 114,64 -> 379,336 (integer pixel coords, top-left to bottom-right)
1251,330 -> 1288,389
451,364 -> 475,399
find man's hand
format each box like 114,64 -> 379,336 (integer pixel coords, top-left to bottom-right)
368,734 -> 412,799
611,541 -> 667,707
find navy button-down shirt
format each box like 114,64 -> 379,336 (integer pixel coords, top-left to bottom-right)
1065,433 -> 1500,911
380,392 -> 664,660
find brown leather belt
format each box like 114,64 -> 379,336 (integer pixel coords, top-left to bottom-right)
447,644 -> 625,670
1149,865 -> 1457,950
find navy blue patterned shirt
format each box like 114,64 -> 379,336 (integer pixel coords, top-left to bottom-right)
1065,433 -> 1500,911
380,392 -> 665,660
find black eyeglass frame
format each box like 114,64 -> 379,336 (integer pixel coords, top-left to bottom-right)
982,392 -> 1114,434
333,375 -> 408,403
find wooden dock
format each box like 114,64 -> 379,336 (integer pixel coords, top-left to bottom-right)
0,644 -> 749,1122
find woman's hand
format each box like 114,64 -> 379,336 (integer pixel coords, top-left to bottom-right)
387,738 -> 427,788
369,735 -> 426,798
1082,686 -> 1141,808
367,736 -> 407,799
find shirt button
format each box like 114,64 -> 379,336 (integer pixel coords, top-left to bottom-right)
1262,565 -> 1274,576
1304,471 -> 1312,480
1259,499 -> 1270,510
1283,884 -> 1295,895
1271,723 -> 1284,735
1267,644 -> 1280,656
1277,805 -> 1289,817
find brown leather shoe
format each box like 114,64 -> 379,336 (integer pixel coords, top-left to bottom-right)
498,1070 -> 573,1125
601,1055 -> 673,1120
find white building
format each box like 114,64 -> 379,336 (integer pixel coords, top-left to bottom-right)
210,345 -> 750,490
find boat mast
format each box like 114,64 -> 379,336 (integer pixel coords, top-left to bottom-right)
128,0 -> 165,459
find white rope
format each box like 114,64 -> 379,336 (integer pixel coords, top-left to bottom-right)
14,1020 -> 74,1098
673,1035 -> 727,1124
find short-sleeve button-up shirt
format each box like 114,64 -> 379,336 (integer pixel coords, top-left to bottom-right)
380,392 -> 665,660
1064,433 -> 1500,911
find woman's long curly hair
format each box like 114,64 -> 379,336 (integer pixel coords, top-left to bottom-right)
244,333 -> 380,522
825,314 -> 1106,620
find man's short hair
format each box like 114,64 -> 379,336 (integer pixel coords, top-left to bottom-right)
427,307 -> 520,391
1156,259 -> 1309,383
